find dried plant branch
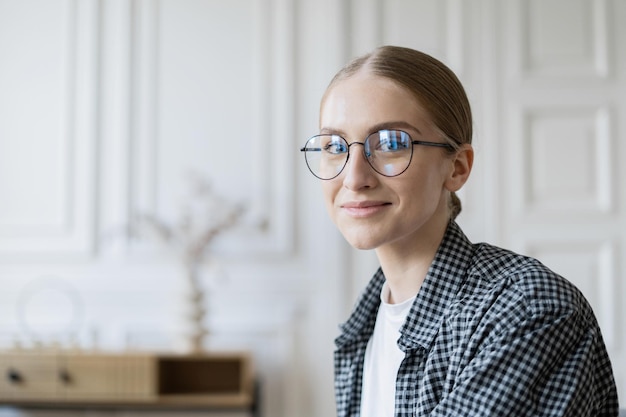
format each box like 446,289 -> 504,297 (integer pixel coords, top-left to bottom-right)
134,173 -> 245,264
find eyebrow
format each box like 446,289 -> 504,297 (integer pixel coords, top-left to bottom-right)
320,121 -> 423,137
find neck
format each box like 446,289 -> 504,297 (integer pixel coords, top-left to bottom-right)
375,214 -> 450,304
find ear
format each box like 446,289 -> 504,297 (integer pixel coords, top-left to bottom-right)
445,144 -> 473,192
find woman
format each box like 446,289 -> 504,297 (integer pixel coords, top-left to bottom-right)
301,46 -> 618,416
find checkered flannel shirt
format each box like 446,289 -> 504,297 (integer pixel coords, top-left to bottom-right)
334,221 -> 619,416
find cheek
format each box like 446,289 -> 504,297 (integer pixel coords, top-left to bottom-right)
321,182 -> 338,213
400,163 -> 447,205
414,157 -> 450,186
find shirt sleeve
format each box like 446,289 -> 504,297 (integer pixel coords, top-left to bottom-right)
429,304 -> 619,417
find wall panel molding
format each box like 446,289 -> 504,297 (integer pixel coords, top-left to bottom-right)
508,104 -> 613,220
512,0 -> 611,79
122,0 -> 296,259
0,0 -> 99,260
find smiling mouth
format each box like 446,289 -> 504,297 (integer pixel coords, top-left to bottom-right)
341,201 -> 391,217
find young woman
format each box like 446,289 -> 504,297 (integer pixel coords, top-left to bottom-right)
301,46 -> 618,416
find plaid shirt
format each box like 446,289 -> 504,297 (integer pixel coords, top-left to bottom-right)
334,221 -> 619,416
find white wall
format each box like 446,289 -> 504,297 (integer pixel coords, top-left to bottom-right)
0,1 -> 624,416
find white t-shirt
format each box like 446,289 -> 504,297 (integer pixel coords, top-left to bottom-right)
360,282 -> 416,417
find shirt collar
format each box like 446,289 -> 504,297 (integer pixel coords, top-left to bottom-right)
398,221 -> 475,351
335,221 -> 474,351
335,267 -> 385,348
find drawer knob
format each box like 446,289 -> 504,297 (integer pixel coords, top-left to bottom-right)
6,369 -> 22,384
59,369 -> 71,384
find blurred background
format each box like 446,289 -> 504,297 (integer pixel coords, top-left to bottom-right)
0,0 -> 624,415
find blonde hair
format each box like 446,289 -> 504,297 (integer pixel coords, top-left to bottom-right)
323,46 -> 472,219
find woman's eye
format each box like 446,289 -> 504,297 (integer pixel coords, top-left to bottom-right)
378,138 -> 408,152
379,139 -> 397,151
374,130 -> 410,152
324,141 -> 347,154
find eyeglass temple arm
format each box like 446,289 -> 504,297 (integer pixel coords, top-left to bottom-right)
412,140 -> 455,150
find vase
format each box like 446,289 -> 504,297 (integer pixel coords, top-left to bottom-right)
176,259 -> 207,353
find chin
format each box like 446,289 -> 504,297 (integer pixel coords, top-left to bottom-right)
337,224 -> 383,250
344,236 -> 379,251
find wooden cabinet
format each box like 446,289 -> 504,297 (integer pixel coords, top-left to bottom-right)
0,351 -> 254,410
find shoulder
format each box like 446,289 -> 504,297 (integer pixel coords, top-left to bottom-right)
460,243 -> 595,326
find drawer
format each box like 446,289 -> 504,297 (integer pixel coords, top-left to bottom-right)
59,354 -> 156,401
0,353 -> 59,401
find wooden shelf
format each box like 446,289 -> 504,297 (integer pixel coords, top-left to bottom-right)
0,351 -> 255,411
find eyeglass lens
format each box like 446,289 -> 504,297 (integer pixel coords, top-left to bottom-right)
302,129 -> 414,180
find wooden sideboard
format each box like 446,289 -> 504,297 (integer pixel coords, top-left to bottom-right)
0,350 -> 257,414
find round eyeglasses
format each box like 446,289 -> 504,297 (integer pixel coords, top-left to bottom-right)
300,129 -> 454,180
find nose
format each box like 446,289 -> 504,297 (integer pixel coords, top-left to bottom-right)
342,142 -> 377,190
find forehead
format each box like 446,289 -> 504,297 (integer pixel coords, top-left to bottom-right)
319,73 -> 431,134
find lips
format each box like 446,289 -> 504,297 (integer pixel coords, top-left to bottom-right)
340,200 -> 391,217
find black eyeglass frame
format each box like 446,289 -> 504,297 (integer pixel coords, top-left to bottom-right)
300,130 -> 456,180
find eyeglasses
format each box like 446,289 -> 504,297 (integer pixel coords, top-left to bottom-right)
300,129 -> 454,180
